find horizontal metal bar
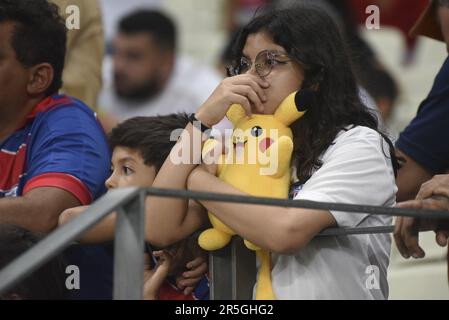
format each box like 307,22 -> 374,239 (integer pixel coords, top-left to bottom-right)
318,225 -> 395,236
0,185 -> 438,298
144,187 -> 449,220
0,187 -> 140,295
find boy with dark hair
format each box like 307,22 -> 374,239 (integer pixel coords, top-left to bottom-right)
60,114 -> 209,300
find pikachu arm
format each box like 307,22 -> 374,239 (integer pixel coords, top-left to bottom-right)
187,167 -> 336,254
268,136 -> 294,178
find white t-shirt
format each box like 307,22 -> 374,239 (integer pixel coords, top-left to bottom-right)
98,55 -> 222,121
271,126 -> 397,300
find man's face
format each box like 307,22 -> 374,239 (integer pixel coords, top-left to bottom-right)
105,146 -> 156,189
112,32 -> 170,101
0,22 -> 31,115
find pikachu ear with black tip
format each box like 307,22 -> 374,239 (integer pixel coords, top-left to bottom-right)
226,104 -> 247,127
274,89 -> 314,126
295,88 -> 315,112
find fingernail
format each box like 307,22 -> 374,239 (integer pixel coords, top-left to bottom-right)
412,253 -> 420,259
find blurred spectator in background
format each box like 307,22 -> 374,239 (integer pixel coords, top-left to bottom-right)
396,0 -> 449,202
98,10 -> 221,129
349,0 -> 429,65
275,0 -> 398,125
52,0 -> 104,109
224,0 -> 273,33
357,61 -> 399,121
320,0 -> 399,123
0,225 -> 66,300
99,0 -> 162,52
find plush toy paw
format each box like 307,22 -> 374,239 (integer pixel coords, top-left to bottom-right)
198,228 -> 232,251
244,239 -> 261,251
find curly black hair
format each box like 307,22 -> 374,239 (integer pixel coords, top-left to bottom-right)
0,0 -> 67,96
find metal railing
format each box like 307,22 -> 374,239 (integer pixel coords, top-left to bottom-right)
1,187 -> 449,300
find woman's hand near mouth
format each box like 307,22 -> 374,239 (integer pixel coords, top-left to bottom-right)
195,74 -> 269,127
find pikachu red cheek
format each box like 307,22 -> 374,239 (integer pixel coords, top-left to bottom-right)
259,137 -> 274,153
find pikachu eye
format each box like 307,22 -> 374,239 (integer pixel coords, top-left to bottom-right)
250,126 -> 263,137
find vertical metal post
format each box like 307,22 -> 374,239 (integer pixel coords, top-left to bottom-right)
210,237 -> 256,300
209,242 -> 232,300
113,191 -> 145,300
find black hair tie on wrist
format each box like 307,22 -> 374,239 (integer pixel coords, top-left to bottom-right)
189,113 -> 211,133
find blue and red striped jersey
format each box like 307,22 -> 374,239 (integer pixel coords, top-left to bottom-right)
0,94 -> 114,299
0,94 -> 111,202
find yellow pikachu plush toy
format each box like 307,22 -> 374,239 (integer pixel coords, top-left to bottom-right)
198,90 -> 310,300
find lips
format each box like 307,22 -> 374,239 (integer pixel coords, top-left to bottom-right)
259,137 -> 273,153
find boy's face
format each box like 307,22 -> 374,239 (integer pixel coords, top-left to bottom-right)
105,146 -> 156,189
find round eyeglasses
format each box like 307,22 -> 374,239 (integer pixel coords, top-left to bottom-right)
226,50 -> 292,78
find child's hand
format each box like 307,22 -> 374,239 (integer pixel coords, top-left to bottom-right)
143,251 -> 173,300
175,256 -> 208,295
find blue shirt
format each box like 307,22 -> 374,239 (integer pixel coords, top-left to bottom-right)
396,56 -> 449,173
0,94 -> 113,299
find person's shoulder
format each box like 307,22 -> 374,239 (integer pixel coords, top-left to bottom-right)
430,56 -> 449,94
35,95 -> 101,133
440,55 -> 449,71
322,126 -> 389,162
334,126 -> 383,144
44,95 -> 96,119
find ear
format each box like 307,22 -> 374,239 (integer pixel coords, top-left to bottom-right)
274,90 -> 313,126
27,63 -> 54,96
226,104 -> 247,127
160,52 -> 175,77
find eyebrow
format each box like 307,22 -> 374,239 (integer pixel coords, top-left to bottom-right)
116,156 -> 137,164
